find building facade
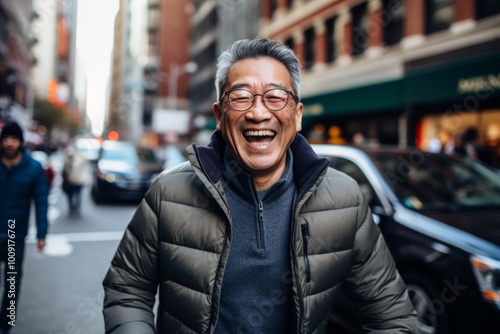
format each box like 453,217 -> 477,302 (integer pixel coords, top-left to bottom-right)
141,0 -> 193,146
0,0 -> 37,128
108,0 -> 149,142
259,0 -> 500,167
189,0 -> 261,141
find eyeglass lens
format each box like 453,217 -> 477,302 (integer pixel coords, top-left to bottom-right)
228,89 -> 290,111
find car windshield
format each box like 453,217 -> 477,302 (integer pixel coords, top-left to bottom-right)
101,143 -> 158,164
370,152 -> 500,210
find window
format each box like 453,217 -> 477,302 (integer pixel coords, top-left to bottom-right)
325,16 -> 337,63
425,0 -> 454,34
383,0 -> 404,46
476,0 -> 500,20
329,157 -> 382,208
284,37 -> 294,51
304,27 -> 315,70
351,2 -> 369,56
269,0 -> 278,17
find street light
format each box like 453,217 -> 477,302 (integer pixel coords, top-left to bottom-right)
168,61 -> 198,110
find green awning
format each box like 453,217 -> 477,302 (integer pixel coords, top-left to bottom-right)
404,51 -> 500,105
302,79 -> 403,118
301,51 -> 500,119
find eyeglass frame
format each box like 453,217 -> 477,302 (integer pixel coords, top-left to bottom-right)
220,88 -> 299,112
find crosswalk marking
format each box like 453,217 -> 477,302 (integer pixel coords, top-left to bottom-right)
26,231 -> 125,243
26,231 -> 125,257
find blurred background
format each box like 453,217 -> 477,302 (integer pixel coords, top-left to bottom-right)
1,0 -> 499,164
0,0 -> 500,333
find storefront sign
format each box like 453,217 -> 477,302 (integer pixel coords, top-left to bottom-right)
303,103 -> 324,116
404,52 -> 500,105
458,73 -> 500,94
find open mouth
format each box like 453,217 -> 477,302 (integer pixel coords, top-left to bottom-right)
243,130 -> 276,146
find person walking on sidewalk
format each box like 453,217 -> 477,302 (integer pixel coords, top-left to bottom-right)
62,143 -> 90,218
0,121 -> 48,333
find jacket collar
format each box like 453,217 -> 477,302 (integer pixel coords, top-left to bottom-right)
192,131 -> 329,191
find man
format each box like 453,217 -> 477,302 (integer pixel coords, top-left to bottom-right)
103,38 -> 417,333
0,121 -> 48,333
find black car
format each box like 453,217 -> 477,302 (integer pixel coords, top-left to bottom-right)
311,145 -> 500,334
91,140 -> 164,203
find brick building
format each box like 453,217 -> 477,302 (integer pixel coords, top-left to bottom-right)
258,0 -> 500,166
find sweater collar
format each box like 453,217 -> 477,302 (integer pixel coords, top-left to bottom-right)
221,146 -> 294,201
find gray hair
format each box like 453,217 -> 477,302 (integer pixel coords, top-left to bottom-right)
215,38 -> 301,103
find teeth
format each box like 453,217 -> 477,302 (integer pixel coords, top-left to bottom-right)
250,141 -> 272,146
244,130 -> 275,136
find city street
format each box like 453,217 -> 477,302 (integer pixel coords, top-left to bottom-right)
10,161 -> 139,334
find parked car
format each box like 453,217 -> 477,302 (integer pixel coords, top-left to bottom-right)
91,140 -> 164,203
311,145 -> 500,334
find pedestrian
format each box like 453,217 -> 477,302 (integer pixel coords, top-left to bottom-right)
445,132 -> 468,157
0,121 -> 48,334
427,128 -> 449,153
62,143 -> 90,217
102,38 -> 417,333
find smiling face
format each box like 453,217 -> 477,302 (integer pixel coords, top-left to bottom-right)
213,57 -> 303,188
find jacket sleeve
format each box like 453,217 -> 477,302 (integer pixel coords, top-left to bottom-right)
34,162 -> 49,240
342,190 -> 418,333
102,192 -> 160,334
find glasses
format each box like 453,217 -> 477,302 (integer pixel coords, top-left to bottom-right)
222,88 -> 298,112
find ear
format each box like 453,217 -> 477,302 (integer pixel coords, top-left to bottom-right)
295,102 -> 303,132
213,102 -> 222,131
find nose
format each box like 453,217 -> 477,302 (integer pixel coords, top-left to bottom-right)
245,95 -> 272,121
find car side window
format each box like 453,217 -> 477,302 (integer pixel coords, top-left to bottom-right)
329,157 -> 383,209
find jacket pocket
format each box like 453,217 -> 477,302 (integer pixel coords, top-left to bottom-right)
301,223 -> 311,283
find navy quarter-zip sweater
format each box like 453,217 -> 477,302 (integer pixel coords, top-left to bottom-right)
214,149 -> 295,334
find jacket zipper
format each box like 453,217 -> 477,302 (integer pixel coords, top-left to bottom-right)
300,223 -> 311,283
257,200 -> 264,249
292,159 -> 329,333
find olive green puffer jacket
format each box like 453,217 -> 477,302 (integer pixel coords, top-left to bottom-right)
103,132 -> 417,334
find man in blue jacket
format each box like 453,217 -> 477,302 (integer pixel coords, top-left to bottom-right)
0,121 -> 49,333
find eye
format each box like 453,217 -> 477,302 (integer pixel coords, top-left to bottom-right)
233,96 -> 251,102
265,90 -> 288,100
266,95 -> 285,102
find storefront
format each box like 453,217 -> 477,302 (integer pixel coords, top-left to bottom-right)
300,79 -> 403,145
300,50 -> 500,167
406,51 -> 500,167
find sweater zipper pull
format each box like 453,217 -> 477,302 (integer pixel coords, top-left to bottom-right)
258,201 -> 263,223
258,200 -> 264,249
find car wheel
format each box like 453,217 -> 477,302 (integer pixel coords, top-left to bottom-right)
403,272 -> 450,334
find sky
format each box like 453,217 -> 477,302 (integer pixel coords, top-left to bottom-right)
76,0 -> 119,137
